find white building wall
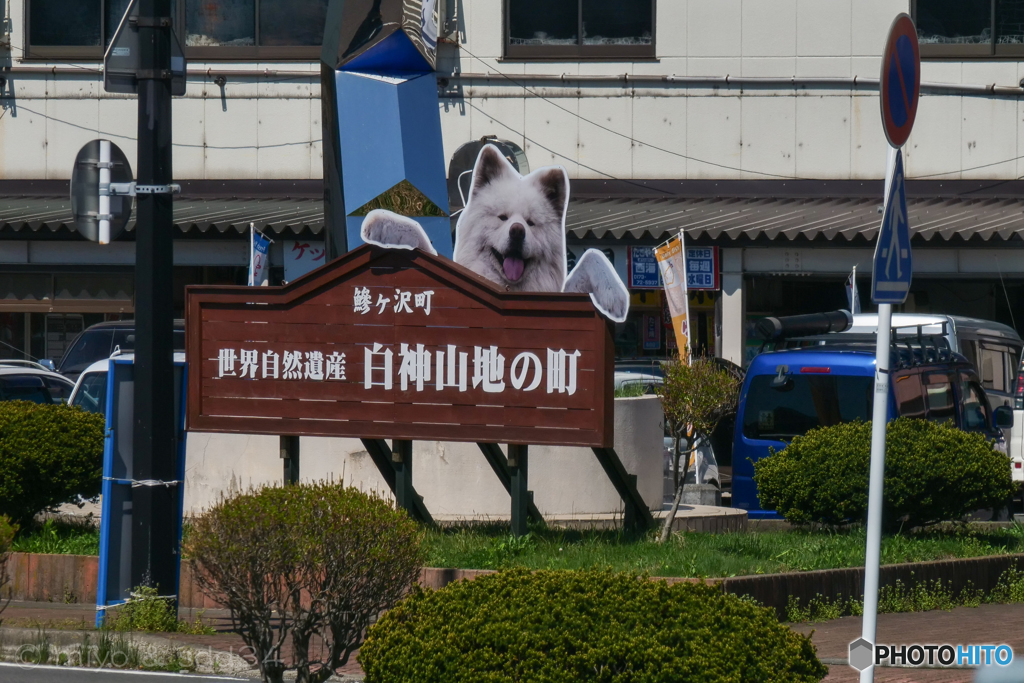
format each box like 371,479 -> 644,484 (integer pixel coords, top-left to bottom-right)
0,0 -> 1020,182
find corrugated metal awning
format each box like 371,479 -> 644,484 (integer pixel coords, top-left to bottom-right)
0,196 -> 323,235
565,196 -> 1024,242
2,188 -> 1024,243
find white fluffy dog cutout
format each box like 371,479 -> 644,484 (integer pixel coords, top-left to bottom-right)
360,144 -> 630,323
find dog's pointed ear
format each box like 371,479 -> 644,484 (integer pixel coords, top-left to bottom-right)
534,168 -> 568,215
470,144 -> 515,194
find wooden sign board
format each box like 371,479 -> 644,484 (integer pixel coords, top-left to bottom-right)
186,245 -> 614,447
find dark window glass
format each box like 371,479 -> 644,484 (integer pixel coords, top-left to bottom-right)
105,0 -> 132,45
72,371 -> 108,415
961,379 -> 990,430
58,330 -> 114,376
29,0 -> 102,46
259,0 -> 330,46
894,372 -> 925,419
110,329 -> 135,352
509,0 -> 578,46
582,0 -> 652,46
0,375 -> 54,404
45,377 -> 74,403
917,0 -> 992,44
997,0 -> 1024,44
923,372 -> 957,424
187,0 -> 255,47
742,374 -> 874,441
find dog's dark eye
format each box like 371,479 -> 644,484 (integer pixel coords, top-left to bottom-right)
526,219 -> 535,227
498,214 -> 508,221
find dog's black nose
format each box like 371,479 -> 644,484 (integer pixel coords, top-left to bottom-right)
509,223 -> 526,243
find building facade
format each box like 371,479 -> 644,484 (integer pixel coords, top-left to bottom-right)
1,0 -> 1023,388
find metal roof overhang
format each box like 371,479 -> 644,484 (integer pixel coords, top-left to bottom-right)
0,196 -> 324,237
1,179 -> 1023,244
565,196 -> 1024,243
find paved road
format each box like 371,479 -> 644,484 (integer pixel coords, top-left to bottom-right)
0,663 -> 252,682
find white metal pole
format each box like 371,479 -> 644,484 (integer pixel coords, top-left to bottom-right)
98,140 -> 111,245
860,144 -> 898,683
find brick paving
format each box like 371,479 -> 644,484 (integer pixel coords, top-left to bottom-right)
791,603 -> 1024,682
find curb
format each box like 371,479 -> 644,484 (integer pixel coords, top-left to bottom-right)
7,552 -> 1024,618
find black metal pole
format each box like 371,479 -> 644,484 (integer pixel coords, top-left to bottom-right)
509,444 -> 529,537
392,439 -> 414,514
132,0 -> 177,598
280,435 -> 300,485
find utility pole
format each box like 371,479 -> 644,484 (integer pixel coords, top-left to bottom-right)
131,0 -> 177,598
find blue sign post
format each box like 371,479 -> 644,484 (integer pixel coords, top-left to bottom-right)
870,150 -> 911,304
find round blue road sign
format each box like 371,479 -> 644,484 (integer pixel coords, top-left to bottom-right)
880,13 -> 920,148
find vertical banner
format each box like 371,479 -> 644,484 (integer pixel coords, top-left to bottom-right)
655,234 -> 691,363
248,224 -> 271,286
642,313 -> 661,351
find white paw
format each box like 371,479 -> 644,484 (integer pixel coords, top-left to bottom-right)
564,249 -> 630,323
360,210 -> 438,255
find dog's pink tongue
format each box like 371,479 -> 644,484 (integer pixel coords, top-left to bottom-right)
502,257 -> 525,282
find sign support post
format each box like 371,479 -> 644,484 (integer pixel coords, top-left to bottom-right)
508,444 -> 530,537
860,14 -> 918,682
132,0 -> 178,605
861,149 -> 897,683
392,440 -> 414,514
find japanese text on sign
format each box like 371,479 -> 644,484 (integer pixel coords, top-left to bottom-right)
354,287 -> 434,315
629,247 -> 662,289
685,247 -> 719,291
216,344 -> 583,396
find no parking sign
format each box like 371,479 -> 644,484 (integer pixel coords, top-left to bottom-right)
879,14 -> 920,149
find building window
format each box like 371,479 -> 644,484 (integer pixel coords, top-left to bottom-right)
914,0 -> 1024,58
506,0 -> 655,59
24,0 -> 328,61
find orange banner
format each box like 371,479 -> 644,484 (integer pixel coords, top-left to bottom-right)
655,235 -> 690,363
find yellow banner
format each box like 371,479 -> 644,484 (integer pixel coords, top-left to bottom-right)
655,236 -> 690,363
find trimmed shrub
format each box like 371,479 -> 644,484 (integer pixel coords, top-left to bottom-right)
0,402 -> 105,527
185,482 -> 424,683
359,569 -> 827,683
754,418 -> 1015,529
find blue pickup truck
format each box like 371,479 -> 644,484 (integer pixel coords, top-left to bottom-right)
732,344 -> 1013,518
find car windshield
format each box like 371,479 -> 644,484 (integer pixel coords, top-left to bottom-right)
58,327 -> 184,375
71,371 -> 108,415
58,330 -> 114,375
742,373 -> 873,440
615,361 -> 665,377
0,375 -> 56,404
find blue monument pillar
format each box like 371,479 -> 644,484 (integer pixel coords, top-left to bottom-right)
321,0 -> 452,259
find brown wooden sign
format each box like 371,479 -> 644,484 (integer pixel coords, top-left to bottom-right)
186,245 -> 614,447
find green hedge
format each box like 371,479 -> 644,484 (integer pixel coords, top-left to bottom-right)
359,569 -> 827,683
753,418 -> 1015,529
0,402 -> 105,527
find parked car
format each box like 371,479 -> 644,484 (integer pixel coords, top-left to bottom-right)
69,351 -> 187,416
614,359 -> 666,394
0,360 -> 75,405
57,320 -> 186,382
732,345 -> 1012,518
773,313 -> 1022,412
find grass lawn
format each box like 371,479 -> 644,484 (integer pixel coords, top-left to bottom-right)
13,518 -> 1024,580
423,522 -> 1024,578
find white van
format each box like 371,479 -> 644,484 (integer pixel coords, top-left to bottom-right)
843,314 -> 1022,411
